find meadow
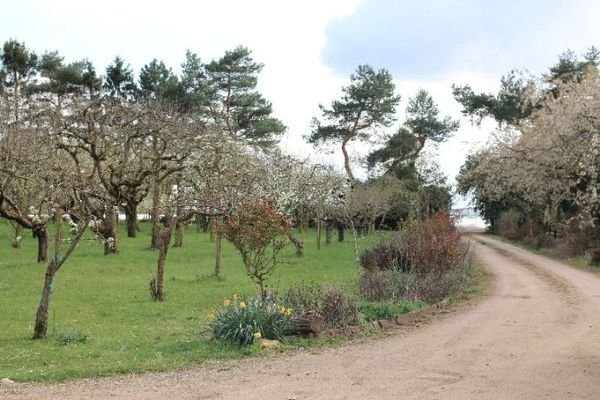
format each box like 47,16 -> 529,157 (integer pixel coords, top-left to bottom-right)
0,220 -> 375,382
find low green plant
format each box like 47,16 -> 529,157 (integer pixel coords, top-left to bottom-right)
360,300 -> 425,322
210,295 -> 292,345
55,331 -> 88,345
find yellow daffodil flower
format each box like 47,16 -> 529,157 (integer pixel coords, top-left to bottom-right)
239,301 -> 246,309
253,332 -> 262,339
223,298 -> 231,306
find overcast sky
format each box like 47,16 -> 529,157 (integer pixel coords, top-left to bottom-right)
3,0 -> 600,205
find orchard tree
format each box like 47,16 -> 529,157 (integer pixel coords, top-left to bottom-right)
0,39 -> 52,261
0,124 -> 52,261
347,175 -> 401,235
307,64 -> 400,184
30,126 -> 108,338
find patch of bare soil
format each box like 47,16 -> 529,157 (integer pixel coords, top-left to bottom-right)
3,235 -> 600,399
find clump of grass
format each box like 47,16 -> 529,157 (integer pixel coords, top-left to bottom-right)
55,331 -> 88,345
360,300 -> 425,322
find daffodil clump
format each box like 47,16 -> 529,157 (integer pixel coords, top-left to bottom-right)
209,295 -> 292,345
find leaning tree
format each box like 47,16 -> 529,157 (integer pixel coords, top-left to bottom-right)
307,64 -> 400,186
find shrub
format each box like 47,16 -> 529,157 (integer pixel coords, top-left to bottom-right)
281,282 -> 324,313
358,269 -> 408,302
281,283 -> 359,328
557,217 -> 599,257
210,295 -> 292,345
358,212 -> 472,303
497,209 -> 524,240
220,199 -> 292,296
402,213 -> 463,275
321,287 -> 360,328
359,234 -> 409,273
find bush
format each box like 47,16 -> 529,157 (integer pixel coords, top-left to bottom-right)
358,269 -> 408,302
281,283 -> 359,328
358,213 -> 472,303
402,213 -> 463,275
359,234 -> 409,273
497,209 -> 524,240
321,287 -> 360,328
557,217 -> 599,257
210,295 -> 292,345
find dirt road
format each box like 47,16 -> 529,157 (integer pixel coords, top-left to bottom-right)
3,235 -> 600,399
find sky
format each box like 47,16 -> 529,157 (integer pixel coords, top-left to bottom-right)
3,0 -> 600,205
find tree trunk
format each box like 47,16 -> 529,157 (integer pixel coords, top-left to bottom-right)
154,223 -> 173,302
174,220 -> 184,248
33,225 -> 49,263
368,219 -> 375,236
11,223 -> 23,248
337,223 -> 345,242
210,217 -> 217,242
32,264 -> 57,339
215,228 -> 222,277
32,222 -> 88,339
195,215 -> 209,233
125,199 -> 139,238
341,136 -> 355,187
325,220 -> 333,245
150,174 -> 161,250
316,218 -> 321,250
288,232 -> 304,257
103,206 -> 119,255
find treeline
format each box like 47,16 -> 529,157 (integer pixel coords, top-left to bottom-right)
455,47 -> 600,261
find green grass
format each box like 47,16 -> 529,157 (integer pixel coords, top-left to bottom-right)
0,220 -> 379,382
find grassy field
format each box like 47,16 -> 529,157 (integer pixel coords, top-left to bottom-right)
0,220 -> 377,382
